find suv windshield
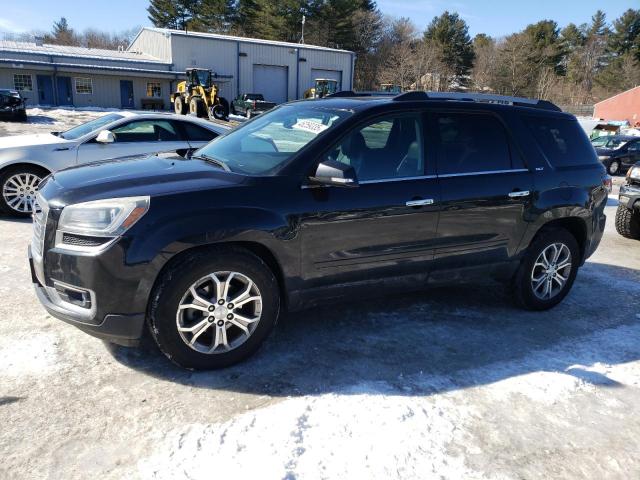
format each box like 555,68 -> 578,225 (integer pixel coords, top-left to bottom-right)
194,105 -> 352,175
60,113 -> 124,140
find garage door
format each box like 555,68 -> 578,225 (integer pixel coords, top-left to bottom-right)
311,69 -> 343,90
253,65 -> 288,104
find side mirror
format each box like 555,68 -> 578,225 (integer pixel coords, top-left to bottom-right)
309,159 -> 358,187
96,130 -> 115,144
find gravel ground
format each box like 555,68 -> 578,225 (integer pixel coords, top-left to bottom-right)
1,109 -> 640,479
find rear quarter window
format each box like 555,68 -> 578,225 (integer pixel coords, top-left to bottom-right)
524,116 -> 598,167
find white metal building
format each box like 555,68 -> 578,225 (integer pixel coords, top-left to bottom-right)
129,28 -> 355,104
0,28 -> 355,109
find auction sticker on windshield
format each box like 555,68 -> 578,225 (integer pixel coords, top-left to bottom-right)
292,119 -> 329,135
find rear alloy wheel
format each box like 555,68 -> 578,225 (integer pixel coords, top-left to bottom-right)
608,160 -> 620,175
512,229 -> 579,310
615,205 -> 640,239
149,248 -> 280,369
0,167 -> 45,217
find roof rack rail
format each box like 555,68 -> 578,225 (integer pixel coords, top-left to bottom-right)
325,91 -> 382,98
393,91 -> 561,112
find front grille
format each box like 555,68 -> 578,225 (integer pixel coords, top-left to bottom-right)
60,233 -> 110,247
31,194 -> 48,257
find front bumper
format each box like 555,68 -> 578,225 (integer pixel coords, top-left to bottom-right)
619,184 -> 640,210
29,246 -> 146,347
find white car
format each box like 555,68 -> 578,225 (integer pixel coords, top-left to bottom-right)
0,112 -> 229,216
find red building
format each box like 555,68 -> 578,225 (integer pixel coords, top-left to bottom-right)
593,85 -> 640,126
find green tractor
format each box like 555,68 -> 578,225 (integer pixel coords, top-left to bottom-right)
171,68 -> 230,121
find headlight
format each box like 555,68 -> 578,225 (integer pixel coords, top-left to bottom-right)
629,166 -> 640,180
598,155 -> 610,161
58,196 -> 150,237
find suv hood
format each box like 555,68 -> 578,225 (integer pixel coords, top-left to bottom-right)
0,133 -> 71,149
41,154 -> 247,207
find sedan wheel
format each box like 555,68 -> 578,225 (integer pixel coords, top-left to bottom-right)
1,170 -> 42,216
176,271 -> 263,354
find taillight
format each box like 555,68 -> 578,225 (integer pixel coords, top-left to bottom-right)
602,175 -> 612,193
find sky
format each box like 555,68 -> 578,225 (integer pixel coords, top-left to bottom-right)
0,0 -> 637,38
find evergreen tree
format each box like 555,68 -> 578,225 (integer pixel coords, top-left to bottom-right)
608,8 -> 640,61
423,12 -> 475,87
49,17 -> 77,45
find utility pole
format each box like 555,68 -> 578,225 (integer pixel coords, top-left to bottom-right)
300,15 -> 305,44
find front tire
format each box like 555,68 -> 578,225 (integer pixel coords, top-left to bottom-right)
174,96 -> 187,115
0,165 -> 46,217
615,205 -> 640,239
189,97 -> 205,118
512,228 -> 579,310
148,247 -> 280,369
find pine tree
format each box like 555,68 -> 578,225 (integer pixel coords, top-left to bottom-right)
49,17 -> 77,46
423,12 -> 475,87
147,0 -> 181,29
608,9 -> 640,61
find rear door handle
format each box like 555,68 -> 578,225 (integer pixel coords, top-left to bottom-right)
508,190 -> 530,198
406,198 -> 434,207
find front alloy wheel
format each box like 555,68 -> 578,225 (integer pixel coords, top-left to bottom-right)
177,271 -> 262,354
149,248 -> 279,369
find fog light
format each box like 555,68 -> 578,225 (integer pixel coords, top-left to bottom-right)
53,281 -> 92,309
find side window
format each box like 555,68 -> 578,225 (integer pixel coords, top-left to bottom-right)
523,115 -> 598,167
628,142 -> 640,152
435,113 -> 513,175
331,114 -> 424,181
111,120 -> 181,142
182,122 -> 218,142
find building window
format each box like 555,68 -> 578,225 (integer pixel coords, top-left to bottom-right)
75,77 -> 93,95
146,82 -> 162,98
13,74 -> 33,92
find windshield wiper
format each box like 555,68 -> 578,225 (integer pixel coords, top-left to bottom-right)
191,153 -> 231,172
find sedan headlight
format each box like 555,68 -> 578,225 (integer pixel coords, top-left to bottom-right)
628,166 -> 640,180
58,196 -> 150,238
598,155 -> 610,161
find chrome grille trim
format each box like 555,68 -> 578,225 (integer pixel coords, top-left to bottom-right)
31,193 -> 48,258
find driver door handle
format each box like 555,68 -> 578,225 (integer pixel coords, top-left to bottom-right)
508,190 -> 530,198
406,198 -> 434,207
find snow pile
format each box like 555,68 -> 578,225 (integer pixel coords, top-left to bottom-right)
138,388 -> 484,480
0,332 -> 60,377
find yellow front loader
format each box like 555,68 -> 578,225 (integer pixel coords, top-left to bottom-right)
304,79 -> 339,99
171,68 -> 229,121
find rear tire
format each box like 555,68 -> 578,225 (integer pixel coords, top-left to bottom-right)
512,228 -> 580,311
0,165 -> 47,217
615,205 -> 640,239
148,247 -> 280,369
174,96 -> 187,115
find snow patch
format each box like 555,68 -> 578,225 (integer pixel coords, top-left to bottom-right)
0,332 -> 60,377
138,390 -> 484,480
